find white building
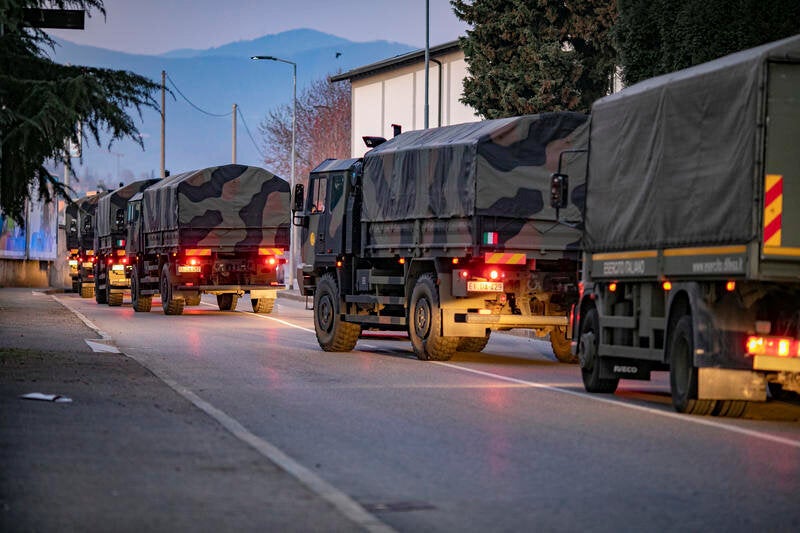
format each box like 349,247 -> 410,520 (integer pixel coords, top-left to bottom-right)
331,41 -> 479,157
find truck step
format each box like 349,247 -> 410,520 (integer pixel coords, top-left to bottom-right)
344,314 -> 407,326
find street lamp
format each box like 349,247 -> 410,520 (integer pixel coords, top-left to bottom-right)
251,55 -> 297,290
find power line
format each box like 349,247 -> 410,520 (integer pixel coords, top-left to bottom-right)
166,73 -> 233,118
237,107 -> 265,160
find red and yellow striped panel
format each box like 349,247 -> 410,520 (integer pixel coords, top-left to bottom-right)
763,174 -> 783,247
258,247 -> 285,256
484,252 -> 526,265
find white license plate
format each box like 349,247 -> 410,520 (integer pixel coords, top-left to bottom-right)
467,281 -> 504,292
178,265 -> 202,273
111,264 -> 125,272
82,262 -> 94,268
68,260 -> 78,267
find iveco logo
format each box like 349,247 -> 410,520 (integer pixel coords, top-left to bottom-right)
613,365 -> 638,374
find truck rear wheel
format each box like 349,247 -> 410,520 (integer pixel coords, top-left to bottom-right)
669,315 -> 716,415
579,308 -> 619,393
550,326 -> 577,364
131,266 -> 151,313
160,264 -> 184,315
185,294 -> 201,306
409,274 -> 458,361
107,288 -> 123,307
95,279 -> 107,304
80,284 -> 94,299
251,298 -> 275,314
217,293 -> 239,311
314,273 -> 360,351
457,332 -> 491,353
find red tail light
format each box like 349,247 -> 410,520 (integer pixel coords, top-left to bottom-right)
746,336 -> 800,357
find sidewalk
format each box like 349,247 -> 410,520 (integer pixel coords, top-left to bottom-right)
0,288 -> 362,533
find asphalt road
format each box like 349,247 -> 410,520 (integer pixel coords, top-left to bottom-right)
36,292 -> 800,530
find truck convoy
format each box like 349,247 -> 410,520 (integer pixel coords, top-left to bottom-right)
294,113 -> 588,362
94,179 -> 159,306
125,164 -> 290,315
563,35 -> 800,415
67,192 -> 106,298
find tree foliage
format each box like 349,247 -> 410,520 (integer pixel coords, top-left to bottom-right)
616,0 -> 800,85
258,77 -> 350,188
451,0 -> 617,118
0,0 -> 160,224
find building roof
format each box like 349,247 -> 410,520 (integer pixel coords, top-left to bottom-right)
330,40 -> 461,83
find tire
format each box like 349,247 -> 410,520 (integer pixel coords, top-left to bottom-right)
72,280 -> 80,292
713,400 -> 747,418
217,293 -> 239,311
80,284 -> 94,299
669,315 -> 716,415
95,280 -> 107,304
131,266 -> 151,313
314,273 -> 360,351
108,290 -> 123,307
185,294 -> 201,307
457,332 -> 490,353
160,264 -> 184,315
251,297 -> 275,314
409,274 -> 458,361
550,326 -> 578,364
579,307 -> 619,393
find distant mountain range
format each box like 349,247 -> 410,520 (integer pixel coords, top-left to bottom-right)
47,29 -> 414,194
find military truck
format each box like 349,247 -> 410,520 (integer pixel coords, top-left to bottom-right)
67,192 -> 106,298
126,164 -> 290,315
65,199 -> 82,292
560,35 -> 800,415
95,179 -> 159,306
294,113 -> 588,362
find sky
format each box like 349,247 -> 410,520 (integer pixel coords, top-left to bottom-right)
48,0 -> 470,54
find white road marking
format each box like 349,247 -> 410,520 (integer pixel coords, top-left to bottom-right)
85,339 -> 120,353
435,362 -> 800,449
200,301 -> 316,333
56,295 -> 394,533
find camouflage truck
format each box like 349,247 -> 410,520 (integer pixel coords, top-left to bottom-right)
126,164 -> 290,315
95,179 -> 159,306
558,35 -> 800,415
68,192 -> 107,298
294,112 -> 588,362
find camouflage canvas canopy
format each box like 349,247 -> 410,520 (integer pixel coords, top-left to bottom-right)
141,164 -> 290,246
96,179 -> 159,238
362,112 -> 588,223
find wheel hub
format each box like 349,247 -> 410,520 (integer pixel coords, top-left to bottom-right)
414,298 -> 431,340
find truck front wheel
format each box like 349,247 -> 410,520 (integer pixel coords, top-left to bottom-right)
131,266 -> 151,313
160,264 -> 184,315
669,315 -> 716,415
314,273 -> 360,351
217,293 -> 239,311
409,274 -> 458,361
579,308 -> 619,393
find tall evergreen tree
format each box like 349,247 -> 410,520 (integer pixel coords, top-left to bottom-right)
451,0 -> 617,118
0,1 -> 160,224
616,0 -> 800,85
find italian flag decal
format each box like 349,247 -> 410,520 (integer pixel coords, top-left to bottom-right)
483,231 -> 499,245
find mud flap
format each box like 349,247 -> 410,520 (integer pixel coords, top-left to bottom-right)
697,368 -> 766,401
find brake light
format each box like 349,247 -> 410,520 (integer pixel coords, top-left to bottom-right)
264,257 -> 277,266
188,257 -> 199,266
107,258 -> 114,265
120,257 -> 128,265
746,336 -> 800,357
489,270 -> 500,280
460,270 -> 469,279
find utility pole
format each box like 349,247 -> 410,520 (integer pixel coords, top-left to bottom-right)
232,103 -> 238,164
160,70 -> 166,178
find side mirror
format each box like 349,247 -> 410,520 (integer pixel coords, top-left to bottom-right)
550,173 -> 569,209
292,183 -> 308,227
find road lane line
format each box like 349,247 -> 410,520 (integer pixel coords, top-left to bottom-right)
52,296 -> 111,340
435,362 -> 800,449
56,295 -> 394,533
199,302 -> 316,333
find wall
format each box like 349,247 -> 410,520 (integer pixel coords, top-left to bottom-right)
349,49 -> 479,157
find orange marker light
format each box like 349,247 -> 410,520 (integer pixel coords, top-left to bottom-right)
726,281 -> 736,292
662,281 -> 672,291
609,282 -> 617,292
336,260 -> 343,268
452,257 -> 459,265
399,257 -> 406,265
